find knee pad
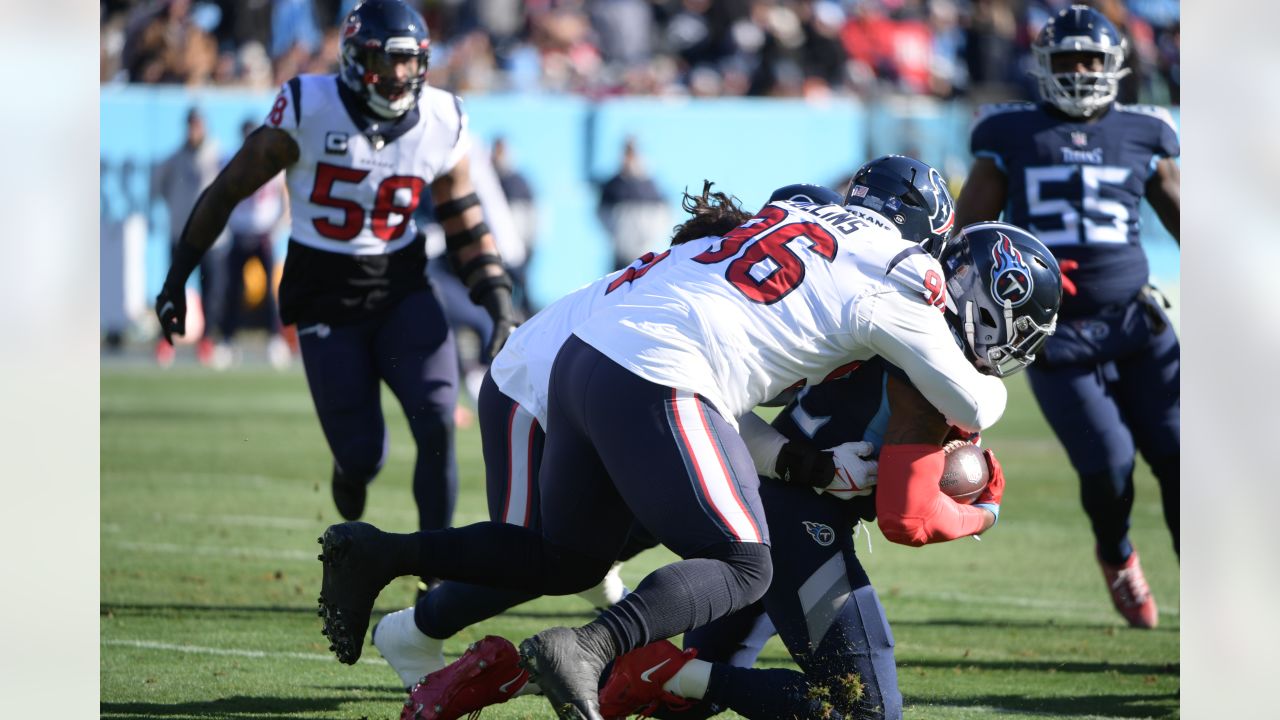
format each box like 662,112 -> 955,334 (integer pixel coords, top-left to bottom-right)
693,542 -> 774,607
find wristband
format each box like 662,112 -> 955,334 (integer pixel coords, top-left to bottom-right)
974,502 -> 1000,527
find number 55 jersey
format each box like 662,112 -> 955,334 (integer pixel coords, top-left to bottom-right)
264,74 -> 471,325
970,102 -> 1179,316
573,200 -> 1007,434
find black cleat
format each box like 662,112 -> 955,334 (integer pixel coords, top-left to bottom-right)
331,465 -> 367,521
316,521 -> 396,664
517,627 -> 608,720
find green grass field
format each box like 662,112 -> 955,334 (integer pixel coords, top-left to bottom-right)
101,364 -> 1179,719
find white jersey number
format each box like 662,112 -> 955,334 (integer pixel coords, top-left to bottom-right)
1024,165 -> 1132,246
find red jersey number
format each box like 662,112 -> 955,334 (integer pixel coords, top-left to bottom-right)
606,250 -> 671,294
310,162 -> 426,242
694,207 -> 838,304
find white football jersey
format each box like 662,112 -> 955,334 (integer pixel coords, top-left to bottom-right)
574,201 -> 1007,433
264,75 -> 471,255
490,238 -> 718,428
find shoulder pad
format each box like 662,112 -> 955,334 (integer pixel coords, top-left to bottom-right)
1114,103 -> 1179,134
971,102 -> 1037,129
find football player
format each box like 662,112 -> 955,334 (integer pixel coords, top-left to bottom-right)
317,155 -> 1045,720
153,0 -> 516,538
370,181 -> 762,691
952,4 -> 1180,629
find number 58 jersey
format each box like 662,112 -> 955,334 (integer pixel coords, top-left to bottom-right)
265,74 -> 471,325
573,201 -> 1006,433
266,74 -> 470,255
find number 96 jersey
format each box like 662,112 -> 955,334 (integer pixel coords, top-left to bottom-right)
970,101 -> 1179,314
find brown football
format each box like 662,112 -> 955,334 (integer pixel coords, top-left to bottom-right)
939,441 -> 989,504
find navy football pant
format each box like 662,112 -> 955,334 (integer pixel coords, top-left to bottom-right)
1027,302 -> 1180,563
403,335 -> 772,655
298,289 -> 459,533
678,480 -> 901,720
416,372 -> 544,639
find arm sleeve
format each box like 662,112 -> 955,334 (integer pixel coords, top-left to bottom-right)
737,411 -> 787,479
875,443 -> 990,546
863,292 -> 1007,433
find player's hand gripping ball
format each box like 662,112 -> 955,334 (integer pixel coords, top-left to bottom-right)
939,440 -> 990,504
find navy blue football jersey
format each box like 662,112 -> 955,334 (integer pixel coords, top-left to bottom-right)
772,359 -> 891,455
970,102 -> 1179,316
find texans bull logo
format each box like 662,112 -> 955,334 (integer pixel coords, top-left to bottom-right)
989,232 -> 1033,307
926,167 -> 955,238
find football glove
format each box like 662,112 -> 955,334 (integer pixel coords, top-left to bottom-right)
469,273 -> 517,362
819,441 -> 877,500
154,283 -> 187,346
973,448 -> 1005,525
774,441 -> 835,489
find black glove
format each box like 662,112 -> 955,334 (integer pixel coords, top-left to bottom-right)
471,275 -> 517,361
774,441 -> 836,488
154,282 -> 187,345
155,243 -> 202,345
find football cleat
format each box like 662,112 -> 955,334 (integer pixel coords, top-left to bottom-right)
1097,545 -> 1158,629
518,627 -> 608,720
373,607 -> 447,690
331,465 -> 368,521
316,521 -> 398,664
400,635 -> 528,720
599,639 -> 697,719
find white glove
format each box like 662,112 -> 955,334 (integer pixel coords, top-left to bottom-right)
818,441 -> 877,500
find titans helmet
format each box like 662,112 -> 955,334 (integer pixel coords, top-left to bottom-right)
842,155 -> 955,257
1030,4 -> 1131,118
338,0 -> 431,119
940,222 -> 1061,377
768,183 -> 844,206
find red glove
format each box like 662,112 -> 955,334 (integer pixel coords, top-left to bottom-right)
1059,258 -> 1079,297
975,449 -> 1005,507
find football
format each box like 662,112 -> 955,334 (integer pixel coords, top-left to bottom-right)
939,440 -> 989,504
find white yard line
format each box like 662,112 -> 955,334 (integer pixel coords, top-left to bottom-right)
109,540 -> 317,562
102,638 -> 387,666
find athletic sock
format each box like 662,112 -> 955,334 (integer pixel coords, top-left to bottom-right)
703,664 -> 844,720
664,658 -> 712,700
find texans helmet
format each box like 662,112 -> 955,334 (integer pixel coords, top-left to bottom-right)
768,183 -> 843,206
1030,4 -> 1131,118
940,222 -> 1061,377
338,0 -> 431,119
842,155 -> 955,257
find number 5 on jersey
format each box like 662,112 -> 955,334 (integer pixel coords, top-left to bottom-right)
694,206 -> 837,304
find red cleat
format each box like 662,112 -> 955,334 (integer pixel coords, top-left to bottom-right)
401,636 -> 529,720
1098,546 -> 1159,629
599,639 -> 697,719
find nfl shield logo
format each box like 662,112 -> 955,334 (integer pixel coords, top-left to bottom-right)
1071,131 -> 1088,147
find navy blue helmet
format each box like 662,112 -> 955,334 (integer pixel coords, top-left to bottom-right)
842,155 -> 955,257
338,0 -> 431,119
1031,5 -> 1130,117
940,222 -> 1061,377
768,183 -> 843,206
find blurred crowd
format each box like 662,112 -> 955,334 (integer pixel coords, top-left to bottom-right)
100,0 -> 1178,105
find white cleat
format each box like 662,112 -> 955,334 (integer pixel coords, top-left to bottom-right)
577,562 -> 629,611
267,335 -> 292,370
372,607 -> 447,690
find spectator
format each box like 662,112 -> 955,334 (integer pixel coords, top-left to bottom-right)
151,107 -> 226,367
597,137 -> 671,271
218,119 -> 292,370
491,137 -> 539,315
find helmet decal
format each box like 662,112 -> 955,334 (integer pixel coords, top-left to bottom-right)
989,232 -> 1034,307
926,167 -> 955,237
343,14 -> 361,40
